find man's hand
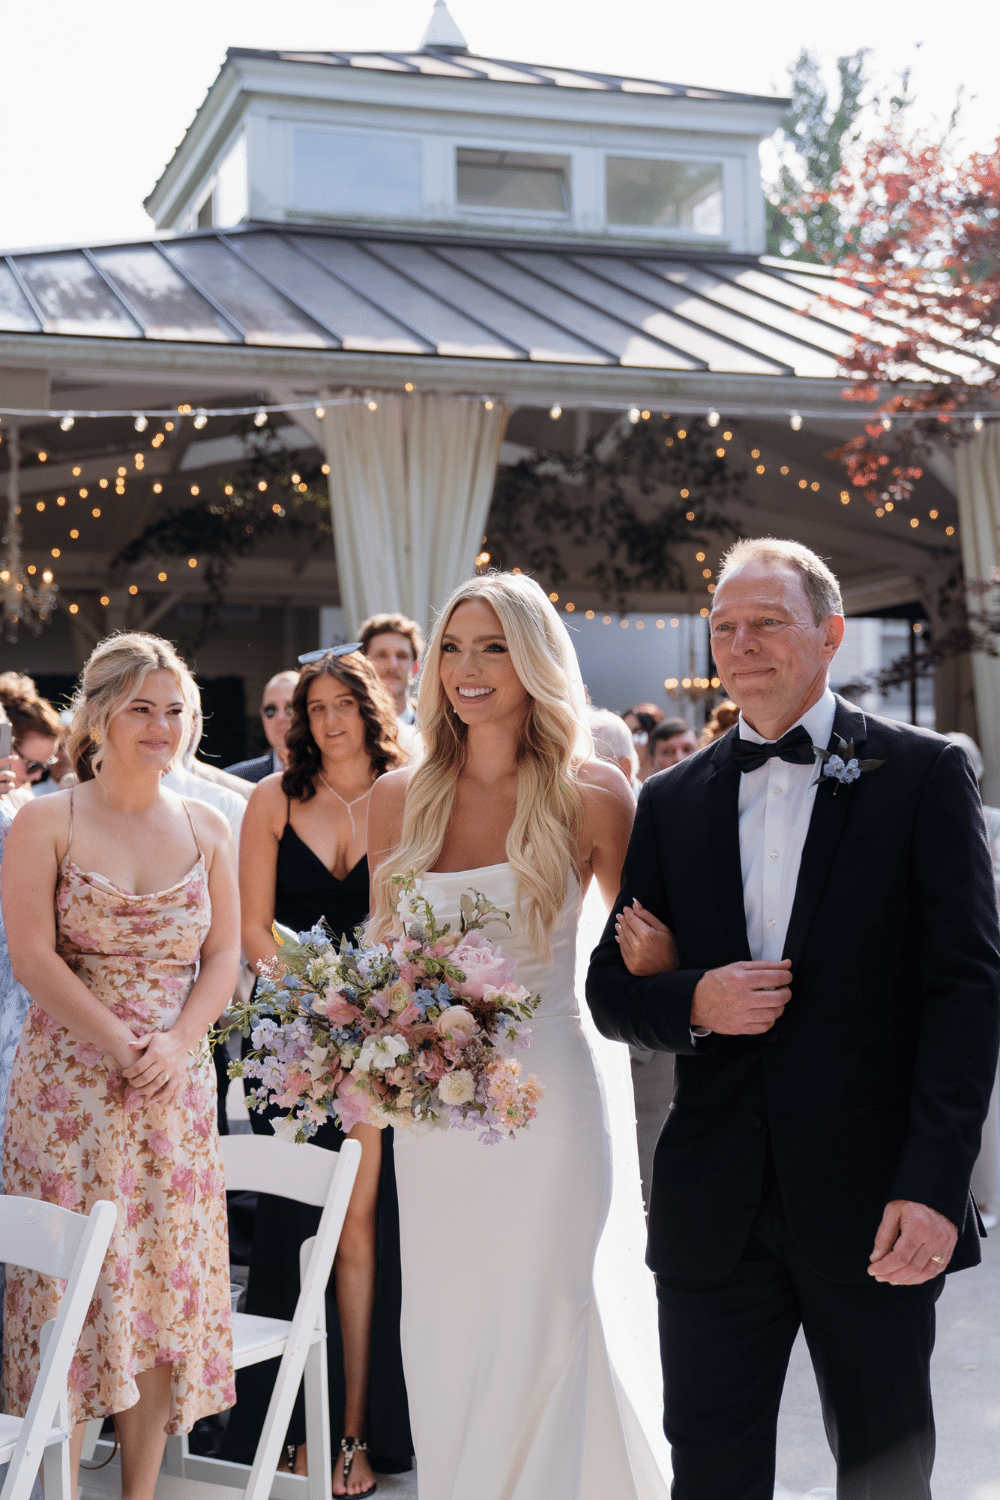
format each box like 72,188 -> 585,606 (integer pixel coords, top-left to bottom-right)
616,900 -> 679,977
690,960 -> 792,1035
868,1200 -> 958,1285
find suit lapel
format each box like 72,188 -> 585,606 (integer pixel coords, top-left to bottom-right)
706,730 -> 752,961
782,698 -> 867,967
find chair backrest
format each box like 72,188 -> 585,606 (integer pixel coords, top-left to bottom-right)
243,1138 -> 361,1500
220,1134 -> 339,1207
0,1195 -> 101,1280
0,1198 -> 117,1500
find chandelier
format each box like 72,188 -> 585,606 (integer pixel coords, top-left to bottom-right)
1,424 -> 58,641
664,674 -> 722,705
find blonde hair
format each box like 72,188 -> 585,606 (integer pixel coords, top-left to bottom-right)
369,573 -> 591,957
67,632 -> 194,781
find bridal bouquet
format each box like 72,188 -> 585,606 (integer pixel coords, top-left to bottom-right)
217,873 -> 544,1145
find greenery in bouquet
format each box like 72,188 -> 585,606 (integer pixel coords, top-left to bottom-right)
216,873 -> 544,1145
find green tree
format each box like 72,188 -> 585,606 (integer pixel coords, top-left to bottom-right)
766,49 -> 870,262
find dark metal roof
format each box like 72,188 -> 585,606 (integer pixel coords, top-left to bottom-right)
225,46 -> 788,107
0,227 -> 859,378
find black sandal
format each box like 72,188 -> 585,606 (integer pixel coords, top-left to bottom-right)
338,1436 -> 377,1497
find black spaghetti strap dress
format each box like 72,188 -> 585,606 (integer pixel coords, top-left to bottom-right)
221,817 -> 412,1472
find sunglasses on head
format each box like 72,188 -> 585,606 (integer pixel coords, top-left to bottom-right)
297,643 -> 363,666
23,753 -> 59,775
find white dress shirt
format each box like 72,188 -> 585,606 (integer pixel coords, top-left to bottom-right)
738,688 -> 837,961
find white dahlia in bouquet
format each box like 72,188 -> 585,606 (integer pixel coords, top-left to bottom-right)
217,873 -> 544,1145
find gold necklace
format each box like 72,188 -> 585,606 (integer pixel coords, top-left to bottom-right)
317,772 -> 373,843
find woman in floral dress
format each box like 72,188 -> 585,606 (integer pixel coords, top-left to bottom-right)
0,633 -> 240,1500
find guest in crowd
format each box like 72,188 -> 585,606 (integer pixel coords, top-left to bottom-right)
0,632 -> 239,1500
222,649 -> 412,1496
30,715 -> 75,797
945,732 -> 1000,1230
0,672 -> 61,790
621,702 -> 663,782
588,707 -> 640,790
359,613 -> 423,730
649,716 -> 699,772
700,698 -> 740,745
227,670 -> 299,782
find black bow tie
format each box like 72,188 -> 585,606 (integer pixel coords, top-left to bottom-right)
731,724 -> 817,774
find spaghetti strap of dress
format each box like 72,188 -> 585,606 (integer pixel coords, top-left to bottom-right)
67,787 -> 74,855
179,797 -> 203,859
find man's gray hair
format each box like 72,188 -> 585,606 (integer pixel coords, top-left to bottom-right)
588,707 -> 639,780
715,537 -> 843,624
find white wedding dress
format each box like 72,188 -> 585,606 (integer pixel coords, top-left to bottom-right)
394,863 -> 670,1500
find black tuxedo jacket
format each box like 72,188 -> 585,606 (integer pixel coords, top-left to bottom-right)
586,698 -> 1000,1284
225,753 -> 274,784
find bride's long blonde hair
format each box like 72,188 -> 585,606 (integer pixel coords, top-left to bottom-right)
368,572 -> 592,957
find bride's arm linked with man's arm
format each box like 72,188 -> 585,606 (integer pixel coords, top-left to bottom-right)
587,777 -> 793,1048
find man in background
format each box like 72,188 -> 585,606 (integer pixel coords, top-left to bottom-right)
650,717 -> 698,773
359,612 -> 424,726
226,669 -> 298,783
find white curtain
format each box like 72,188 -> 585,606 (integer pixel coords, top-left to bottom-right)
321,393 -> 509,634
955,426 -> 1000,805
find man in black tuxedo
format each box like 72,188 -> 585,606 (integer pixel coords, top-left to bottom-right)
587,538 -> 1000,1500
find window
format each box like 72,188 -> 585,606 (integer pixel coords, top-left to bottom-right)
456,148 -> 570,215
215,134 -> 248,227
196,196 -> 214,229
292,130 -> 421,217
606,157 -> 723,234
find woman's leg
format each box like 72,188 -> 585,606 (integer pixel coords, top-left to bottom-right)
115,1365 -> 173,1500
68,1420 -> 87,1500
332,1123 -> 382,1495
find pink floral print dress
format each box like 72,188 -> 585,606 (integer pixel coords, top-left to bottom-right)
1,796 -> 235,1433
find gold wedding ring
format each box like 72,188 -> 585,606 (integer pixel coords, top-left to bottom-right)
930,1255 -> 944,1264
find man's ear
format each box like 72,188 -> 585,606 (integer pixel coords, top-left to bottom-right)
824,614 -> 846,658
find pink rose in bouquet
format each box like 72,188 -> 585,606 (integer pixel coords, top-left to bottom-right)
447,931 -> 517,1000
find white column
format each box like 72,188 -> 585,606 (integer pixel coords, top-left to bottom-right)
320,392 -> 509,634
954,426 -> 1000,804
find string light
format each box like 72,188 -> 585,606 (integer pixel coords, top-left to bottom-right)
722,431 -> 732,441
366,401 -> 377,413
790,413 -> 802,431
190,485 -> 200,497
707,411 -> 720,427
315,405 -> 326,417
56,496 -> 65,506
946,526 -> 955,535
153,482 -> 162,494
69,603 -> 79,614
69,529 -> 79,539
188,557 -> 198,567
134,415 -> 148,432
565,601 -> 576,612
99,595 -> 109,607
974,418 -> 984,432
628,408 -> 640,423
929,509 -> 939,519
254,409 -> 268,426
157,571 -> 168,581
193,410 -> 208,429
549,592 -> 559,602
585,609 -> 594,619
128,584 -> 138,595
549,405 -> 562,420
484,399 -> 494,411
841,491 -> 850,504
60,415 -> 74,431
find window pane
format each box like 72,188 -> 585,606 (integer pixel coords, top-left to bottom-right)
293,130 -> 422,217
606,157 -> 723,233
457,149 -> 570,214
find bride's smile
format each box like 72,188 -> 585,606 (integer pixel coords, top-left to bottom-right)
439,598 -> 530,727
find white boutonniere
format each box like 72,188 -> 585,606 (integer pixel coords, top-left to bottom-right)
812,736 -> 885,795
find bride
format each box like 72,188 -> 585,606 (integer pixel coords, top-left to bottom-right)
367,571 -> 670,1499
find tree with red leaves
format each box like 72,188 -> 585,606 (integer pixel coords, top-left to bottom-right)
809,121 -> 1000,505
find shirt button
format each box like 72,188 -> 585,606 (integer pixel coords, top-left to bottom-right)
769,850 -> 779,859
767,918 -> 776,928
772,787 -> 782,796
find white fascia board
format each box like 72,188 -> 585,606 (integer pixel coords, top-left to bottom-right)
145,63 -> 245,224
225,56 -> 786,144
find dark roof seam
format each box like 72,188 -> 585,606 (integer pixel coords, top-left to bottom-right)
578,255 -> 795,375
281,234 -> 437,352
79,247 -> 149,336
150,241 -> 248,342
2,256 -> 45,332
355,239 -> 532,358
494,250 -> 708,370
216,233 -> 343,348
425,244 -> 616,361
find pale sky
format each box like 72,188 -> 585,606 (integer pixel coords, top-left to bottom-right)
3,0 -> 997,252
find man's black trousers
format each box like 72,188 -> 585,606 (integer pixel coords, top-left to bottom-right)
655,1156 -> 943,1500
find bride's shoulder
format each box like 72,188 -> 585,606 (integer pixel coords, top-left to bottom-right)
577,757 -> 635,816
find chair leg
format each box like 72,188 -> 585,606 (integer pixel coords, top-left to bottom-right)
41,1438 -> 70,1500
303,1336 -> 332,1500
162,1432 -> 188,1477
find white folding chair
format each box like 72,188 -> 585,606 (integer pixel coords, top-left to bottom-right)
0,1196 -> 116,1500
153,1135 -> 361,1500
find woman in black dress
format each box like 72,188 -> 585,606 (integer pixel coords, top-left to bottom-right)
222,649 -> 411,1496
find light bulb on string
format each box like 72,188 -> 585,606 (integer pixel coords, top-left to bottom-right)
790,413 -> 802,431
254,409 -> 268,427
134,414 -> 148,433
706,411 -> 720,428
193,410 -> 208,430
60,414 -> 75,432
881,417 -> 893,431
315,406 -> 325,419
549,405 -> 562,421
974,418 -> 984,431
628,408 -> 640,424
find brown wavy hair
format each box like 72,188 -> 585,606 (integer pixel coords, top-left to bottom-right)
281,652 -> 404,802
0,672 -> 62,746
